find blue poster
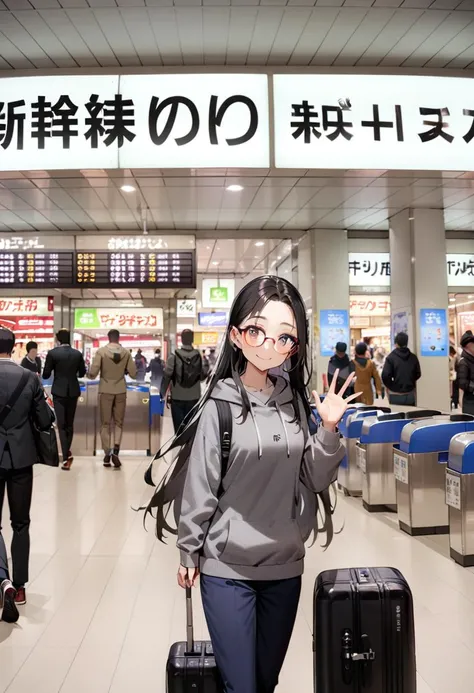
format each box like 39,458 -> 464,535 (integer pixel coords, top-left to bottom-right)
420,309 -> 448,357
320,310 -> 350,357
198,312 -> 228,327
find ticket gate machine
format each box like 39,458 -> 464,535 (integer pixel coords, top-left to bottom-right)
446,432 -> 474,567
358,410 -> 441,513
395,416 -> 474,536
338,409 -> 390,497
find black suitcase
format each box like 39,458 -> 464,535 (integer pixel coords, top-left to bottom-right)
314,567 -> 416,693
166,586 -> 222,693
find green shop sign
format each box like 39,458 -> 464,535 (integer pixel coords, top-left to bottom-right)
74,308 -> 100,329
210,287 -> 228,303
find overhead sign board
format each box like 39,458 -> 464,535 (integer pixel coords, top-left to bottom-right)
273,74 -> 474,171
348,253 -> 391,287
0,74 -> 269,171
74,307 -> 163,332
202,279 -> 235,309
177,298 -> 197,319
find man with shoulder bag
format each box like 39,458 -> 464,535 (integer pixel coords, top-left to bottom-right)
0,328 -> 55,619
160,330 -> 209,433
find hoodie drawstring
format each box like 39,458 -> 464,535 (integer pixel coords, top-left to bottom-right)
275,402 -> 291,458
250,404 -> 263,460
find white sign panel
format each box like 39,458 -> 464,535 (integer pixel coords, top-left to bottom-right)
350,296 -> 391,317
349,253 -> 391,287
274,74 -> 474,171
177,298 -> 197,319
202,278 -> 236,309
0,75 -> 269,171
446,472 -> 461,510
0,296 -> 51,315
394,453 -> 409,485
446,254 -> 474,287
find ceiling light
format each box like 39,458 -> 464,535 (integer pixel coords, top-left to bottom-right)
469,295 -> 473,299
277,256 -> 282,260
121,184 -> 136,193
449,298 -> 456,302
408,216 -> 414,221
226,184 -> 243,192
212,261 -> 219,266
255,241 -> 264,247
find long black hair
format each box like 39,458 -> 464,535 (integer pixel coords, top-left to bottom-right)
143,275 -> 336,545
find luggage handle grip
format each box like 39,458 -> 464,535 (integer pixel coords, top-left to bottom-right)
185,586 -> 194,654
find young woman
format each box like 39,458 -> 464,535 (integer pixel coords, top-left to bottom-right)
145,275 -> 358,693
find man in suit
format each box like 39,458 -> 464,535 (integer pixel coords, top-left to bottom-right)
0,328 -> 54,617
42,329 -> 86,471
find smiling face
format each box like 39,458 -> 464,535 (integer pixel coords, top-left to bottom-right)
231,299 -> 298,372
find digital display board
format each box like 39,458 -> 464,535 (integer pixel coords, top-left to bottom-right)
75,251 -> 196,288
0,251 -> 74,288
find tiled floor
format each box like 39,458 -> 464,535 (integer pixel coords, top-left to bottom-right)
1,417 -> 473,692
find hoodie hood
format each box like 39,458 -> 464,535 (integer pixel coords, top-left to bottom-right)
330,353 -> 351,369
394,346 -> 412,362
355,357 -> 368,368
210,376 -> 298,460
105,343 -> 129,364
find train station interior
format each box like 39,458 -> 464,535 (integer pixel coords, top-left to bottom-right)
1,2 -> 474,693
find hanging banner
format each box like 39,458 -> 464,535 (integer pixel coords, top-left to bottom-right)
198,312 -> 228,327
319,310 -> 350,357
74,307 -> 163,332
419,309 -> 448,357
349,253 -> 391,287
177,298 -> 197,319
0,74 -> 269,171
274,74 -> 474,171
446,255 -> 474,287
202,278 -> 235,309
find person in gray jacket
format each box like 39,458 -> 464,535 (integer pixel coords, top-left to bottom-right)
145,276 -> 359,693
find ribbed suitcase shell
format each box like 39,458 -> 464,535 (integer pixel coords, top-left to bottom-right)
314,567 -> 416,693
166,640 -> 221,693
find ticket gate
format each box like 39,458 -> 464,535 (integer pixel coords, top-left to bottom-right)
359,410 -> 442,513
395,416 -> 474,536
446,432 -> 474,567
107,384 -> 153,455
338,409 -> 390,497
74,381 -> 98,456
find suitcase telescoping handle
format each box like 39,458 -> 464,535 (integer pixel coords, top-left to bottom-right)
185,586 -> 195,654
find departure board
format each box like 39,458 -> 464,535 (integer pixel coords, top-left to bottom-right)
75,251 -> 196,289
0,251 -> 74,287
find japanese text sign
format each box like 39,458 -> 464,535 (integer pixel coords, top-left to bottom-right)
0,296 -> 52,315
419,309 -> 448,357
74,307 -> 164,332
198,312 -> 228,327
0,74 -> 269,171
350,296 -> 390,317
273,74 -> 474,171
319,309 -> 350,357
202,278 -> 235,309
348,253 -> 391,287
177,299 -> 197,319
446,254 -> 474,287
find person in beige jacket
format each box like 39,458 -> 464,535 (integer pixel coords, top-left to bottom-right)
352,342 -> 382,406
89,329 -> 137,468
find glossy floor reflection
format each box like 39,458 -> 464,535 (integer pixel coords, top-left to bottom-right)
0,418 -> 472,692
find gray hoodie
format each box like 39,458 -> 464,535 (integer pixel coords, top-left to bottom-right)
178,377 -> 345,581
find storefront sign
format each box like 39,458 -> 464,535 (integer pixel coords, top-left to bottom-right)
459,312 -> 474,334
419,309 -> 448,357
319,309 -> 350,357
202,278 -> 235,309
74,307 -> 163,332
446,254 -> 474,286
274,74 -> 474,171
0,315 -> 54,335
0,297 -> 52,315
198,312 -> 228,327
348,253 -> 391,287
0,74 -> 269,171
350,296 -> 390,317
194,332 -> 219,346
177,298 -> 197,319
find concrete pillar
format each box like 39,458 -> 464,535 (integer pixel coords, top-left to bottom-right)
53,294 -> 71,336
309,229 -> 350,393
389,208 -> 450,412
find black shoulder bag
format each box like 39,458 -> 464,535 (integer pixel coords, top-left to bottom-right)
0,370 -> 30,428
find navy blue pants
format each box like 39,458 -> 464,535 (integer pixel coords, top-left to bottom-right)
200,574 -> 301,693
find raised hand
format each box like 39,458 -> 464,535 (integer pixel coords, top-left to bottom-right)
313,370 -> 361,432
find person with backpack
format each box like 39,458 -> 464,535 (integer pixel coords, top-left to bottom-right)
145,276 -> 359,693
382,332 -> 421,406
327,342 -> 355,397
147,349 -> 165,389
89,329 -> 137,468
160,330 -> 209,433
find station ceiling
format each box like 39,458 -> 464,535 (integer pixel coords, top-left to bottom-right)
0,2 -> 473,71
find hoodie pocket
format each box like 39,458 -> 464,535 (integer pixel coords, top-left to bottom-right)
219,519 -> 304,567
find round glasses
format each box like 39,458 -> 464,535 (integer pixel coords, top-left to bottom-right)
236,326 -> 299,355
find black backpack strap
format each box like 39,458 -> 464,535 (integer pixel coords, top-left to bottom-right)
0,369 -> 30,427
214,399 -> 232,497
